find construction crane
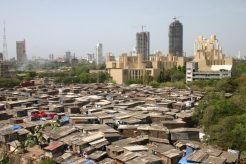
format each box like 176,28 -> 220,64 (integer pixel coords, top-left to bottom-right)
173,16 -> 182,21
141,25 -> 146,32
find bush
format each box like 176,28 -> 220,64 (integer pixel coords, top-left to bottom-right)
54,76 -> 80,84
124,79 -> 143,85
158,66 -> 186,83
53,71 -> 110,84
0,78 -> 20,88
40,159 -> 57,164
105,79 -> 116,84
193,90 -> 246,159
149,81 -> 160,88
160,81 -> 186,89
215,78 -> 239,93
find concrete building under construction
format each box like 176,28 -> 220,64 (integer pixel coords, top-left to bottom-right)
0,62 -> 10,77
169,19 -> 183,56
136,31 -> 150,61
16,40 -> 27,64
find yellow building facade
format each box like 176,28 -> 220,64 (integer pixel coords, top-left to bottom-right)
186,35 -> 234,82
193,35 -> 233,71
106,53 -> 187,84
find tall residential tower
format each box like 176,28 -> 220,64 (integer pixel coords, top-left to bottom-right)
16,40 -> 27,63
2,21 -> 8,61
96,43 -> 103,65
169,19 -> 183,56
136,31 -> 150,61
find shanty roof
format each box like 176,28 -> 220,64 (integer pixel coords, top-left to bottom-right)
187,150 -> 208,163
204,156 -> 226,164
123,145 -> 148,152
115,151 -> 139,162
170,128 -> 200,133
161,149 -> 182,158
82,132 -> 104,143
44,141 -> 64,151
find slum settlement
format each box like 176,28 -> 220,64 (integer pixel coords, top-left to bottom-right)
0,81 -> 239,164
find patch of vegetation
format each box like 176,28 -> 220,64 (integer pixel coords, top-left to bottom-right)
192,80 -> 246,159
124,79 -> 143,85
158,66 -> 186,83
40,159 -> 57,164
0,78 -> 20,88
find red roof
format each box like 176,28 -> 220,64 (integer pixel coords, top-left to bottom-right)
44,142 -> 64,151
49,113 -> 55,119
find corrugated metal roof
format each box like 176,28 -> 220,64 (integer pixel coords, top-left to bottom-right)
123,145 -> 148,152
44,141 -> 64,151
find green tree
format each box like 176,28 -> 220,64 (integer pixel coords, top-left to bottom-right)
215,78 -> 239,93
0,78 -> 20,88
143,70 -> 152,85
40,159 -> 57,164
193,84 -> 246,161
79,72 -> 90,83
124,79 -> 143,85
0,151 -> 10,164
98,72 -> 110,83
170,71 -> 185,82
149,81 -> 160,88
206,115 -> 246,161
28,71 -> 37,79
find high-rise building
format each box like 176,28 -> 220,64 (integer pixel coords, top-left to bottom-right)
3,21 -> 8,61
169,19 -> 183,56
65,51 -> 71,63
0,62 -> 10,77
0,53 -> 3,61
49,54 -> 54,61
87,53 -> 95,63
96,43 -> 103,65
136,31 -> 150,61
16,40 -> 27,63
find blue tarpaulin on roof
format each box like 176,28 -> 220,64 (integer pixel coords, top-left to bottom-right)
84,159 -> 94,164
60,116 -> 69,126
11,125 -> 23,130
178,146 -> 194,164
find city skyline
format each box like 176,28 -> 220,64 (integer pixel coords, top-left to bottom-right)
1,0 -> 246,59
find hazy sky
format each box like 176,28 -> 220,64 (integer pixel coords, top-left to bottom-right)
1,0 -> 246,59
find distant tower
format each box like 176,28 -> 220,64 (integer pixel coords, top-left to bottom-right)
136,27 -> 150,60
3,21 -> 8,61
96,43 -> 103,65
169,18 -> 183,56
238,51 -> 241,60
49,54 -> 54,61
87,53 -> 95,63
0,53 -> 3,61
65,51 -> 71,63
16,40 -> 27,63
